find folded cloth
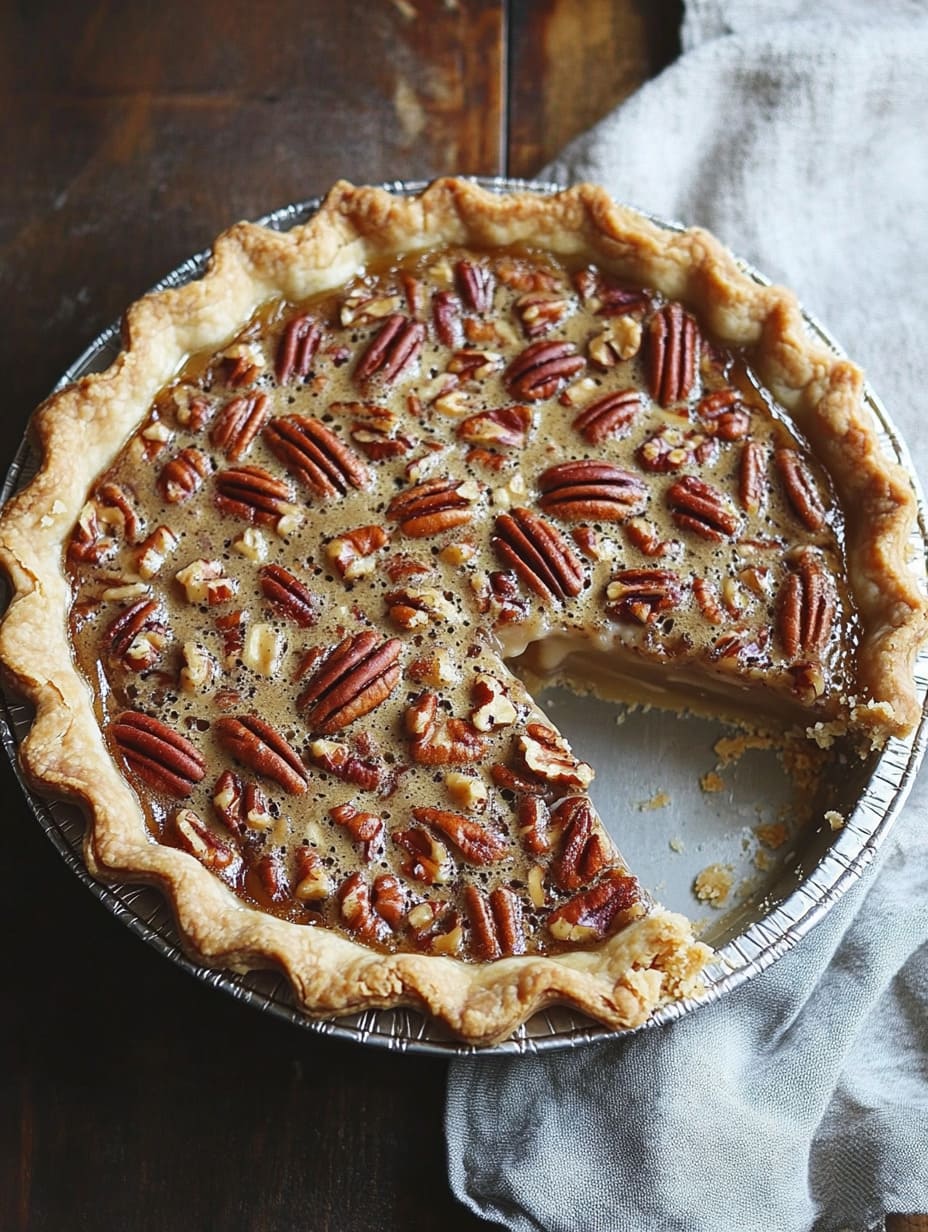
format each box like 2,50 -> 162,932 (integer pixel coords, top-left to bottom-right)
446,4 -> 928,1230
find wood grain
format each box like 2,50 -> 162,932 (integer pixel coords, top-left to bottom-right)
507,0 -> 682,177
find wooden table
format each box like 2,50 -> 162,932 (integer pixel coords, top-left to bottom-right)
0,4 -> 918,1229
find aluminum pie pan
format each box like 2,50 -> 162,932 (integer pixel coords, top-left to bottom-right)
0,176 -> 925,1057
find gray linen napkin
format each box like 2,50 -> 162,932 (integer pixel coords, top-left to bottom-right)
446,4 -> 928,1229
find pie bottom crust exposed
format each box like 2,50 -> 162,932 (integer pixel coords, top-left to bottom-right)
0,179 -> 924,1045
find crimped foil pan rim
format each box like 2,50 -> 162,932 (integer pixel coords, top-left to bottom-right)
1,176 -> 926,1056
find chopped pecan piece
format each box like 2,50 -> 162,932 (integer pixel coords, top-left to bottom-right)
405,691 -> 486,765
214,714 -> 308,795
175,558 -> 237,605
214,465 -> 300,531
517,796 -> 550,854
106,599 -> 168,670
275,314 -> 322,384
606,568 -> 682,624
588,316 -> 642,366
447,347 -> 504,382
258,563 -> 317,627
647,302 -> 699,407
298,630 -> 402,734
264,415 -> 370,498
573,389 -> 642,443
372,874 -> 406,929
455,259 -> 495,313
355,313 -> 426,385
514,290 -> 571,338
338,872 -> 390,944
574,267 -> 651,316
111,711 -> 206,798
307,737 -> 383,792
492,507 -> 584,602
464,885 -> 526,959
637,425 -> 714,473
667,475 -> 740,541
96,482 -> 143,544
456,404 -> 532,449
385,585 -> 457,629
340,287 -> 401,327
470,673 -> 518,732
218,344 -> 263,389
325,524 -> 390,580
547,869 -> 643,943
209,394 -> 271,461
393,827 -> 449,884
293,847 -> 332,902
388,476 -> 478,537
158,447 -> 213,504
407,900 -> 463,954
67,501 -> 112,565
433,289 -> 463,347
739,440 -> 767,513
778,551 -> 835,662
505,339 -> 585,402
775,448 -> 827,531
412,806 -> 509,865
698,388 -> 750,440
330,803 -> 384,862
212,769 -> 272,838
519,723 -> 593,790
173,808 -> 239,874
537,460 -> 648,523
549,796 -> 611,891
134,525 -> 179,580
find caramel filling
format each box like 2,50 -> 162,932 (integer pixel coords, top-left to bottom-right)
64,245 -> 857,961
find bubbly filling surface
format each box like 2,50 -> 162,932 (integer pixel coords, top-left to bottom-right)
65,245 -> 856,960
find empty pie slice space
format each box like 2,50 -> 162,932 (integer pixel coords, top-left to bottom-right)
0,179 -> 924,1045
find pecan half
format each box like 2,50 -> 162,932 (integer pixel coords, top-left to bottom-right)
213,714 -> 308,794
111,711 -> 206,798
412,806 -> 509,865
464,885 -> 526,959
330,802 -> 384,862
547,869 -> 642,943
298,630 -> 402,734
214,465 -> 299,529
667,475 -> 740,541
264,415 -> 370,498
647,302 -> 699,407
258,563 -> 317,627
212,769 -> 272,837
96,483 -> 143,544
157,448 -> 213,505
537,460 -> 648,523
505,340 -> 585,402
275,314 -> 322,384
549,796 -> 610,891
572,389 -> 642,443
492,507 -> 584,602
775,448 -> 826,531
106,599 -> 168,670
209,394 -> 270,461
372,874 -> 406,929
606,568 -> 682,624
456,404 -> 532,448
455,259 -> 495,313
355,313 -> 426,385
388,477 -> 477,537
307,737 -> 383,792
393,826 -> 449,884
777,551 -> 835,661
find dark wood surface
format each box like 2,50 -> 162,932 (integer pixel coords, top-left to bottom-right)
10,5 -> 915,1232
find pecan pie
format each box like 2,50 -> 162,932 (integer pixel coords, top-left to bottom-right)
0,180 -> 924,1045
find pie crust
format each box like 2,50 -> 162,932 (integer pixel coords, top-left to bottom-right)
0,178 -> 924,1045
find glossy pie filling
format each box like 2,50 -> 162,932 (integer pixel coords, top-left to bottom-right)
64,245 -> 857,961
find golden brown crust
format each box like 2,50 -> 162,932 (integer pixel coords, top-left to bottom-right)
0,178 -> 922,1043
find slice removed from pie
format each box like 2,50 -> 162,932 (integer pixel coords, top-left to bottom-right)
0,179 -> 924,1045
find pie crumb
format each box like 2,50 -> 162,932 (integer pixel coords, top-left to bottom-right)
669,836 -> 685,853
713,732 -> 775,765
693,863 -> 734,907
755,821 -> 789,849
700,771 -> 725,793
637,790 -> 671,811
825,809 -> 845,831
